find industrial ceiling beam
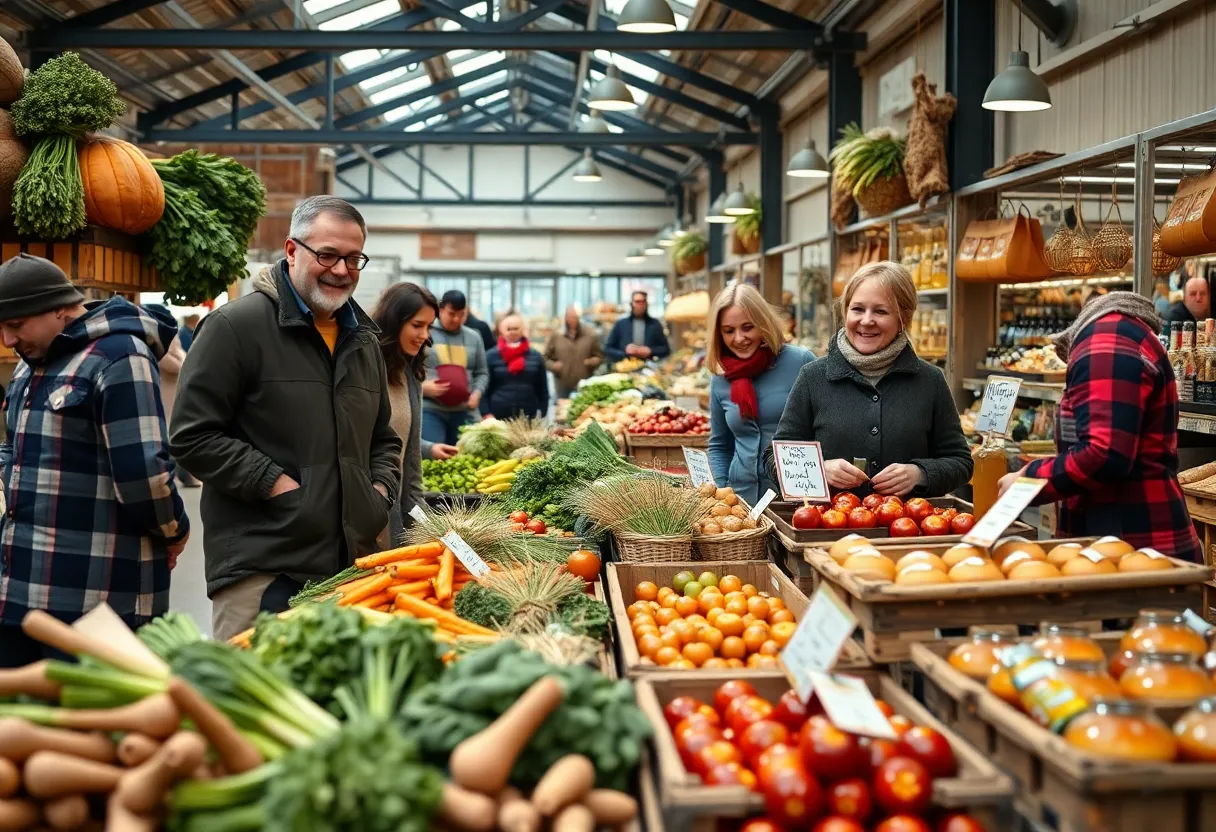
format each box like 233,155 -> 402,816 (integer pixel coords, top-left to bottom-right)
412,0 -> 568,32
61,0 -> 169,28
520,108 -> 683,182
335,102 -> 517,169
142,127 -> 756,145
335,59 -> 516,129
710,0 -> 819,31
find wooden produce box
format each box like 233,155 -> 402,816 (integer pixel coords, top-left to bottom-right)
606,560 -> 870,679
805,540 -> 1213,663
636,672 -> 1015,832
911,639 -> 1216,832
625,432 -> 708,472
1,225 -> 161,295
592,579 -> 618,681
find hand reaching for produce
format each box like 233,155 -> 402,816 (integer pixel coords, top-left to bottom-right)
422,379 -> 450,399
269,474 -> 300,498
431,444 -> 459,460
824,459 -> 869,490
467,390 -> 482,410
871,463 -> 924,497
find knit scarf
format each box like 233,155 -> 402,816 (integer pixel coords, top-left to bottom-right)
720,345 -> 775,421
836,329 -> 910,382
498,337 -> 530,375
1052,291 -> 1163,361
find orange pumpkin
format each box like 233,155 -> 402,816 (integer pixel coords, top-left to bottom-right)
79,138 -> 164,234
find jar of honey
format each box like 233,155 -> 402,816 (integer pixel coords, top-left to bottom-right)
1119,651 -> 1216,704
1003,643 -> 1089,732
1063,700 -> 1178,761
1173,695 -> 1216,762
1121,610 -> 1209,658
1054,659 -> 1123,702
949,630 -> 1009,681
1033,624 -> 1106,663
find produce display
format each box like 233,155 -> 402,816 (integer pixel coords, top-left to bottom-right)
792,493 -> 975,538
695,484 -> 761,535
627,404 -> 710,436
626,571 -> 797,669
422,454 -> 499,494
614,357 -> 646,373
452,559 -> 610,641
566,376 -> 637,423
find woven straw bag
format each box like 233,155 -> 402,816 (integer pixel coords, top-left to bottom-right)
1152,217 -> 1182,277
1091,186 -> 1133,271
1066,194 -> 1099,276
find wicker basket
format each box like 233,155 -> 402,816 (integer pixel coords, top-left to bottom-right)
1152,217 -> 1182,277
855,172 -> 913,218
692,514 -> 773,561
614,531 -> 694,563
1092,191 -> 1133,271
1044,226 -> 1075,272
675,251 -> 707,276
731,226 -> 761,255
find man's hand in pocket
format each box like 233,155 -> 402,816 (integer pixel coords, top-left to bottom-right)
270,474 -> 300,497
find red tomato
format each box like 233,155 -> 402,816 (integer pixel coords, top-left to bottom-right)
876,502 -> 905,527
898,725 -> 958,778
941,508 -> 959,523
694,740 -> 744,776
725,696 -> 775,737
704,761 -> 758,789
833,492 -> 862,513
875,816 -> 932,832
508,510 -> 529,524
740,821 -> 785,832
847,507 -> 877,529
904,498 -> 933,523
936,813 -> 988,832
812,819 -> 867,832
799,716 -> 868,781
820,509 -> 848,530
873,757 -> 932,814
525,518 -> 547,534
738,720 -> 791,767
921,515 -> 950,536
714,680 -> 759,716
772,689 -> 815,732
889,517 -> 921,537
663,696 -> 715,730
760,761 -> 824,826
883,496 -> 904,510
676,725 -> 723,771
825,777 -> 873,822
756,743 -> 802,776
792,505 -> 822,529
950,513 -> 977,534
864,737 -> 901,774
888,715 -> 915,739
862,494 -> 884,511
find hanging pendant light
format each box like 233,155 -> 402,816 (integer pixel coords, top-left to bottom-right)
983,12 -> 1051,112
644,239 -> 665,256
706,193 -> 735,224
723,184 -> 754,216
587,65 -> 636,111
580,109 -> 611,133
786,139 -> 830,178
657,223 -> 678,247
617,0 -> 676,33
572,149 -> 602,183
625,248 -> 648,264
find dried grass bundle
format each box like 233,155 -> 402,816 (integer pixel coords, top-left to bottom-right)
564,473 -> 708,537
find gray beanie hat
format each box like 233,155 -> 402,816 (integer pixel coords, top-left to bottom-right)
0,254 -> 86,322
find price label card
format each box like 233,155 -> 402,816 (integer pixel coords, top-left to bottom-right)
751,489 -> 777,520
440,530 -> 492,577
409,504 -> 429,524
807,671 -> 897,739
682,447 -> 715,487
771,441 -> 830,503
962,477 -> 1047,548
674,396 -> 701,412
974,376 -> 1023,436
780,584 -> 857,702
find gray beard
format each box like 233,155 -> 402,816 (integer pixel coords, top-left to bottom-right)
300,281 -> 355,317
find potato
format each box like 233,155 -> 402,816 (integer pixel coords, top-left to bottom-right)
710,504 -> 732,518
730,504 -> 748,519
701,521 -> 723,535
698,482 -> 717,498
714,487 -> 733,501
721,516 -> 744,533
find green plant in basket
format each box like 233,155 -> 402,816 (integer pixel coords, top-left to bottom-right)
670,228 -> 706,264
732,194 -> 763,248
829,122 -> 907,196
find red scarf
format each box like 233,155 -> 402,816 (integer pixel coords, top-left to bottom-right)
498,337 -> 530,375
720,345 -> 774,420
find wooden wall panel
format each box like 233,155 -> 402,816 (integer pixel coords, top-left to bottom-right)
861,14 -> 945,133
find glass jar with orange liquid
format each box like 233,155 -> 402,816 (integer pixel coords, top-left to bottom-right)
1119,651 -> 1216,704
949,630 -> 1010,681
1002,643 -> 1089,732
1063,700 -> 1178,761
970,431 -> 1007,519
1173,695 -> 1216,762
1053,659 -> 1122,701
1032,624 -> 1106,663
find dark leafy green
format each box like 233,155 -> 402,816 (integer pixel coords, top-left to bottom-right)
151,151 -> 266,245
556,592 -> 610,642
150,179 -> 248,305
452,582 -> 512,629
10,52 -> 125,137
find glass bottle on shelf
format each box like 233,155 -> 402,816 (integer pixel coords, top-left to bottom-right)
1170,322 -> 1185,402
971,431 -> 1007,519
1182,321 -> 1197,403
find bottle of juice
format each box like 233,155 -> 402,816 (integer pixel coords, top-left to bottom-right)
971,431 -> 1006,518
1002,642 -> 1089,733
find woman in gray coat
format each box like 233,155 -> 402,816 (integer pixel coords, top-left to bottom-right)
765,261 -> 971,498
372,283 -> 459,546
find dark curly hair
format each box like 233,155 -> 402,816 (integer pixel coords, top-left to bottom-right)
371,282 -> 439,383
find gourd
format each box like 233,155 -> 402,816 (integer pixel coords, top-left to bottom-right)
0,38 -> 22,108
0,110 -> 27,221
78,138 -> 164,234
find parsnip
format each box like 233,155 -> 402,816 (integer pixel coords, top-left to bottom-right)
583,790 -> 638,827
530,755 -> 595,816
0,721 -> 114,764
41,795 -> 88,831
434,783 -> 496,831
22,752 -> 122,799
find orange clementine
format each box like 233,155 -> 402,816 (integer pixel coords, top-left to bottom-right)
698,627 -> 725,653
719,575 -> 743,594
724,591 -> 747,605
751,655 -> 780,669
697,592 -> 725,616
660,594 -> 679,610
724,597 -> 749,616
626,602 -> 648,620
770,621 -> 797,647
654,608 -> 680,627
654,646 -> 680,666
684,614 -> 709,630
632,614 -> 655,632
635,581 -> 658,602
683,642 -> 714,666
721,636 -> 747,660
742,625 -> 769,653
741,583 -> 759,598
669,659 -> 697,669
767,597 -> 787,613
657,585 -> 675,600
726,657 -> 746,669
659,630 -> 682,651
669,620 -> 696,646
769,609 -> 796,625
705,607 -> 724,627
637,633 -> 663,659
715,613 -> 745,637
638,656 -> 655,666
674,596 -> 698,617
703,657 -> 730,669
747,596 -> 772,621
759,640 -> 781,656
633,625 -> 659,641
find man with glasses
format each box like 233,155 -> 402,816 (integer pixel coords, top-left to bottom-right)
171,196 -> 402,640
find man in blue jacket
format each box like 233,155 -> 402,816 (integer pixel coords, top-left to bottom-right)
604,291 -> 671,362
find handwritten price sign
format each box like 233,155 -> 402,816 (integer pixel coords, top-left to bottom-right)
974,376 -> 1023,436
772,441 -> 830,502
682,447 -> 715,488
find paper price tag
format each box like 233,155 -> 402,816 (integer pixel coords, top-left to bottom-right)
682,447 -> 715,488
779,584 -> 857,702
807,671 -> 897,739
771,441 -> 830,503
409,504 -> 429,524
962,477 -> 1047,548
974,376 -> 1023,436
750,489 -> 777,520
440,530 -> 491,577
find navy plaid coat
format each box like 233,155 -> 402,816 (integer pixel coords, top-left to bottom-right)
0,299 -> 189,626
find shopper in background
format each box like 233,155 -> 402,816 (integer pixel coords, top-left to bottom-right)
465,309 -> 496,353
1166,272 -> 1210,325
422,290 -> 489,444
178,313 -> 199,352
544,305 -> 604,399
0,255 -> 189,664
485,312 -> 549,420
147,304 -> 200,489
766,261 -> 971,498
604,291 -> 671,363
999,292 -> 1201,561
171,196 -> 402,641
707,284 -> 815,505
1153,279 -> 1172,319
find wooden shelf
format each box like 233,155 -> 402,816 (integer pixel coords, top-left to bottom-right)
1179,404 -> 1216,436
835,194 -> 949,237
709,253 -> 763,274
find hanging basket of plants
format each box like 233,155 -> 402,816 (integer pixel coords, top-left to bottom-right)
671,228 -> 707,275
730,193 -> 762,255
1091,185 -> 1133,271
830,123 -> 912,219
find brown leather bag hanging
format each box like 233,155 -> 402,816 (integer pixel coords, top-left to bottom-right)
956,210 -> 1001,280
994,205 -> 1053,281
1161,165 -> 1216,257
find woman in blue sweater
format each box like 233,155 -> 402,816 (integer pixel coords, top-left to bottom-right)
707,284 -> 815,504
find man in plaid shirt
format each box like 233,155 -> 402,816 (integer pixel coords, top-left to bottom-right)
0,255 -> 190,665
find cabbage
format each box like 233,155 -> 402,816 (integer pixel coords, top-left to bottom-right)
456,420 -> 512,460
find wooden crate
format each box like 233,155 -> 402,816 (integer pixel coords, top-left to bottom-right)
1183,487 -> 1216,570
1,225 -> 161,295
636,671 -> 1014,832
804,540 -> 1214,663
625,433 -> 708,472
606,560 -> 870,679
593,578 -> 618,681
911,639 -> 1216,832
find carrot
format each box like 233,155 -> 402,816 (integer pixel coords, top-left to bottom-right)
434,549 -> 455,602
435,782 -> 496,831
354,540 -> 444,570
424,596 -> 439,605
43,794 -> 90,830
0,758 -> 17,800
0,797 -> 38,831
392,594 -> 498,637
115,732 -> 208,814
335,573 -> 381,596
354,590 -> 393,609
387,581 -> 432,597
388,564 -> 440,581
0,662 -> 60,701
337,574 -> 393,607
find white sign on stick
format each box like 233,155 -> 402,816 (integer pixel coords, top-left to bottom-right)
780,584 -> 857,702
974,376 -> 1023,436
771,441 -> 830,503
962,477 -> 1047,549
682,447 -> 715,488
440,530 -> 492,577
807,671 -> 898,739
750,489 -> 777,520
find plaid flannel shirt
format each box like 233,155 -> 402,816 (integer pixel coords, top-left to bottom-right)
1026,313 -> 1202,562
0,299 -> 189,626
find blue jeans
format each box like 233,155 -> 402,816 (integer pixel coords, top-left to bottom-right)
422,408 -> 473,445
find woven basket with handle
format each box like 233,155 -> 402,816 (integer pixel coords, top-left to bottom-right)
855,172 -> 913,218
615,531 -> 694,563
692,514 -> 772,561
1092,187 -> 1133,271
1152,217 -> 1182,277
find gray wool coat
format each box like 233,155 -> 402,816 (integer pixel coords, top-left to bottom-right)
764,339 -> 972,498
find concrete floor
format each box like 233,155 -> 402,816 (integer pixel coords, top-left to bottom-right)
168,485 -> 213,637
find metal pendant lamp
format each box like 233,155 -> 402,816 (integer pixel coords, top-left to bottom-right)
617,0 -> 676,33
787,139 -> 830,178
572,149 -> 602,182
625,248 -> 648,264
723,184 -> 754,216
644,239 -> 665,256
580,109 -> 611,133
587,65 -> 636,111
983,11 -> 1051,112
657,223 -> 678,247
706,193 -> 735,224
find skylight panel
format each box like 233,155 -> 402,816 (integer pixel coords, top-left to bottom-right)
318,0 -> 398,31
340,49 -> 384,70
453,51 -> 505,76
385,103 -> 416,123
304,0 -> 348,14
475,88 -> 509,106
359,64 -> 413,90
370,74 -> 432,104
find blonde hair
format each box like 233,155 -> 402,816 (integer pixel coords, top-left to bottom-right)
498,312 -> 526,338
840,261 -> 918,329
706,283 -> 787,374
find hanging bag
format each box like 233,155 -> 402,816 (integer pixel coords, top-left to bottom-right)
1161,164 -> 1216,257
956,208 -> 1000,280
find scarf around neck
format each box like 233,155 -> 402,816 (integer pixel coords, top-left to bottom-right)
720,345 -> 775,421
836,329 -> 910,382
498,337 -> 529,374
1052,291 -> 1163,361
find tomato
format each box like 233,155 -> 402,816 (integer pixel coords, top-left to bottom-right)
673,716 -> 723,755
876,502 -> 905,527
799,716 -> 868,781
812,819 -> 867,832
873,756 -> 932,814
864,737 -> 901,773
888,715 -> 914,738
833,492 -> 862,513
663,696 -> 716,730
704,761 -> 758,789
950,513 -> 977,534
875,816 -> 932,832
756,743 -> 802,776
898,725 -> 958,778
890,517 -> 921,537
760,761 -> 823,826
566,549 -> 600,581
825,777 -> 872,822
714,680 -> 759,716
772,689 -> 814,732
525,518 -> 547,534
725,696 -> 775,737
883,496 -> 904,510
921,515 -> 950,536
941,508 -> 959,524
936,813 -> 988,832
904,498 -> 933,523
694,740 -> 744,776
738,720 -> 791,767
676,726 -> 723,771
820,509 -> 848,530
508,510 -> 529,523
862,494 -> 884,511
792,505 -> 821,529
740,820 -> 785,832
847,507 -> 877,529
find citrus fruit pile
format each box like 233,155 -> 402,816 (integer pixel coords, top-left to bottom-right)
626,570 -> 798,670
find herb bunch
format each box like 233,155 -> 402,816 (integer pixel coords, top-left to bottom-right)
565,472 -> 707,537
151,150 -> 267,245
149,179 -> 248,305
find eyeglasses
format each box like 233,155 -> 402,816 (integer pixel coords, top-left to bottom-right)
291,238 -> 369,271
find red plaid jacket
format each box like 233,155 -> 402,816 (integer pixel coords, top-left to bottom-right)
1026,313 -> 1202,562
